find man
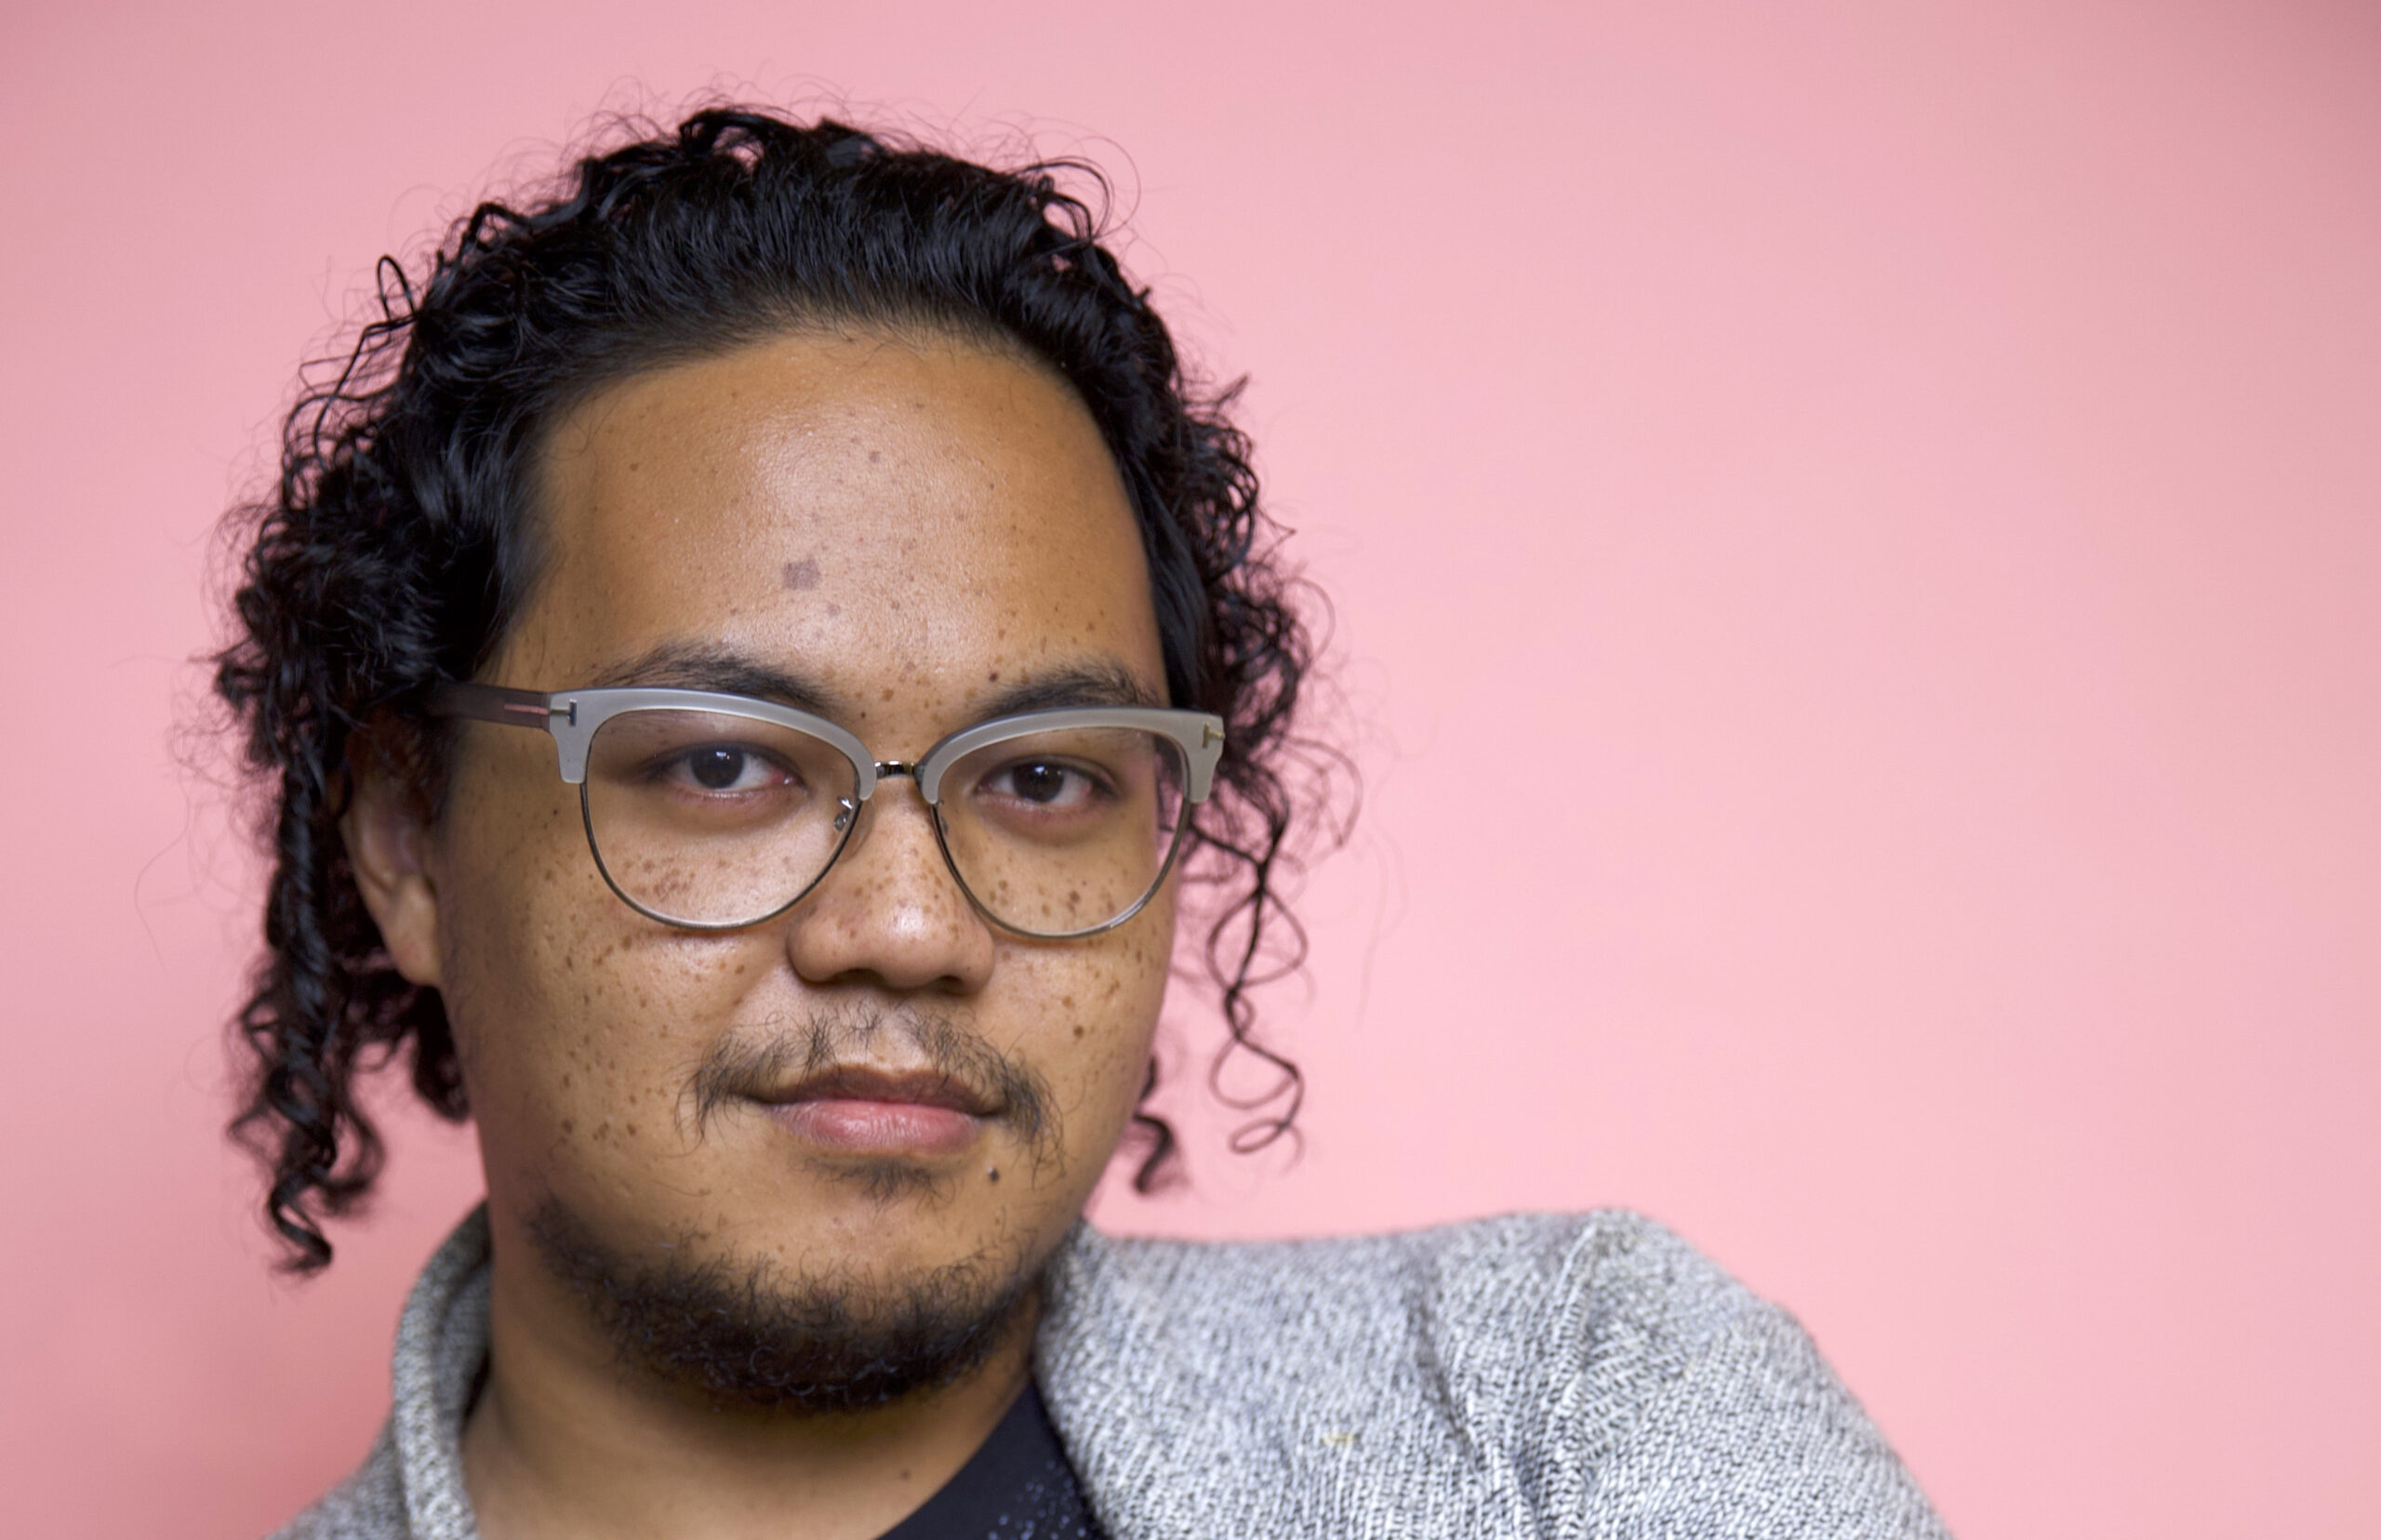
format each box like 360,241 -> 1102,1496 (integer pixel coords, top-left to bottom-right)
218,107 -> 1947,1539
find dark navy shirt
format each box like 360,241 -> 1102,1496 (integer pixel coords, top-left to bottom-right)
876,1382 -> 1106,1540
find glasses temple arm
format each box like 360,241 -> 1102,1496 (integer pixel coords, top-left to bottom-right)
425,683 -> 566,730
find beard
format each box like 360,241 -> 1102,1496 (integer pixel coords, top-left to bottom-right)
526,1194 -> 1051,1414
523,1004 -> 1067,1414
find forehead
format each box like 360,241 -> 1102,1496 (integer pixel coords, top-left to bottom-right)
507,328 -> 1163,727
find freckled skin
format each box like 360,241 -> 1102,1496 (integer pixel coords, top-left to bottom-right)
351,328 -> 1177,1540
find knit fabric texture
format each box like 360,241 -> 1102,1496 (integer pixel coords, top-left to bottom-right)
273,1206 -> 1949,1539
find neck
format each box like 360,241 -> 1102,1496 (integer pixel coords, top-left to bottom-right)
460,1216 -> 1038,1540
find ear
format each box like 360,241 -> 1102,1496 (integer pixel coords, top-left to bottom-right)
341,740 -> 446,989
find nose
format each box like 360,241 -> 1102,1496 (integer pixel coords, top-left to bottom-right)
781,768 -> 995,994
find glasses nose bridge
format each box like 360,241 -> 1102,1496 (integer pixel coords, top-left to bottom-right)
862,757 -> 940,809
835,757 -> 948,861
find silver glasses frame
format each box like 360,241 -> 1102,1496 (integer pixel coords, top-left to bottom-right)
427,682 -> 1225,939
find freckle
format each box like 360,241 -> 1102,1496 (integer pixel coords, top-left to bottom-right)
561,1118 -> 576,1135
782,557 -> 821,591
1072,1025 -> 1085,1040
869,449 -> 883,463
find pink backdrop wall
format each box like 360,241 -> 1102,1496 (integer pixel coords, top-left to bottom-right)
4,3 -> 2375,1535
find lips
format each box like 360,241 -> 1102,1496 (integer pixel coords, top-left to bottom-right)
755,1066 -> 994,1157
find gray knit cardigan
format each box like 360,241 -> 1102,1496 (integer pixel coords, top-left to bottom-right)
274,1207 -> 1949,1538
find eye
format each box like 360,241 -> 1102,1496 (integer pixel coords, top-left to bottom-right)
667,744 -> 791,794
986,758 -> 1102,809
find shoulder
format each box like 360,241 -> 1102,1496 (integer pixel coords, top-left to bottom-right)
1055,1208 -> 1746,1402
264,1423 -> 410,1540
269,1212 -> 488,1539
1041,1212 -> 1946,1539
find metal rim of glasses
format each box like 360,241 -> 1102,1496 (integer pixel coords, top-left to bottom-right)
429,682 -> 1224,941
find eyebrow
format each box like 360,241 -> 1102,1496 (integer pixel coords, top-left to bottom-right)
978,661 -> 1164,718
583,643 -> 1163,723
586,642 -> 843,716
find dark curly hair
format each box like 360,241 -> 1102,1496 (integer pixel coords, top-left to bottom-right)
215,107 -> 1327,1273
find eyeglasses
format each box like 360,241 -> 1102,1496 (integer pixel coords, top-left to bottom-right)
427,683 -> 1224,939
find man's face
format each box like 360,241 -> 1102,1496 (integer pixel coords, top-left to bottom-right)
403,327 -> 1174,1380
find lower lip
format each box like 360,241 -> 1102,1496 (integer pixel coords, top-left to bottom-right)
765,1098 -> 983,1157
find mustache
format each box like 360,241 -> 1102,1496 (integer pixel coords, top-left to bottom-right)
687,1006 -> 1056,1154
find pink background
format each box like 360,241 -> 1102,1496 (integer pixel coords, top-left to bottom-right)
3,3 -> 2375,1536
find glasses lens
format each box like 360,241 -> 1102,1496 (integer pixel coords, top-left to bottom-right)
934,725 -> 1190,936
582,708 -> 859,927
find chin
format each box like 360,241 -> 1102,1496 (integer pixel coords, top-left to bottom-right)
525,1189 -> 1053,1413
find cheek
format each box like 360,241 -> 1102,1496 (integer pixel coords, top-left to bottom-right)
433,770 -> 771,1187
1021,896 -> 1178,1152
